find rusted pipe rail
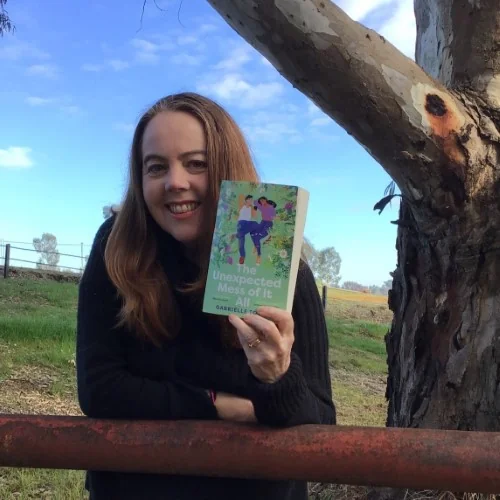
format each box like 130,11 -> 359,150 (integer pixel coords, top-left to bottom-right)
1,415 -> 500,493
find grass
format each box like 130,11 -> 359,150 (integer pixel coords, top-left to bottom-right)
0,277 -> 393,499
0,279 -> 78,386
327,318 -> 388,375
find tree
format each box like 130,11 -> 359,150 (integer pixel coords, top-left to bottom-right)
33,233 -> 60,271
367,279 -> 393,296
207,0 -> 500,445
0,0 -> 15,36
342,281 -> 365,292
302,237 -> 341,287
302,236 -> 318,271
314,246 -> 341,287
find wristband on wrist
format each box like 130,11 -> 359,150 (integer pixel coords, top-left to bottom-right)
209,389 -> 217,404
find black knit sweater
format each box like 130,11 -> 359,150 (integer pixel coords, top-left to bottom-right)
76,217 -> 336,500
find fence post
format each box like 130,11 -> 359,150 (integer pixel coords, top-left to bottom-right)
3,244 -> 10,279
322,285 -> 327,310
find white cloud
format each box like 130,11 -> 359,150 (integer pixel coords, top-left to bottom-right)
379,0 -> 416,58
199,24 -> 218,34
310,130 -> 340,143
26,64 -> 59,79
306,99 -> 333,127
308,101 -> 321,115
0,41 -> 50,61
81,63 -> 103,72
171,53 -> 203,66
113,122 -> 135,133
25,96 -> 54,106
339,0 -> 416,58
198,73 -> 284,108
177,35 -> 198,45
307,100 -> 329,117
336,0 -> 394,22
61,105 -> 82,115
243,121 -> 300,144
311,116 -> 331,127
25,96 -> 82,115
215,45 -> 252,71
108,59 -> 130,71
131,37 -> 173,64
82,60 -> 130,72
0,147 -> 34,168
242,111 -> 302,144
242,109 -> 302,144
260,56 -> 273,67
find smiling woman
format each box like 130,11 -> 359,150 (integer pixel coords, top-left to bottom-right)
76,92 -> 336,500
141,111 -> 209,246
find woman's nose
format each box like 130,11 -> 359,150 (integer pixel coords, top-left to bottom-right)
165,164 -> 189,191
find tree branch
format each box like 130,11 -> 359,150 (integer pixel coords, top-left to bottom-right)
206,0 -> 478,200
0,0 -> 15,36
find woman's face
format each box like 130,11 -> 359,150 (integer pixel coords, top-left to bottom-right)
142,111 -> 209,247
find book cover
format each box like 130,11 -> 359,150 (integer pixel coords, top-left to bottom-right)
203,180 -> 309,317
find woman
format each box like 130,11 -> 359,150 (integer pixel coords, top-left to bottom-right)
77,92 -> 336,500
250,196 -> 277,265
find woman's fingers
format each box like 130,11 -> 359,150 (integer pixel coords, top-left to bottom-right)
228,314 -> 263,348
255,306 -> 294,343
228,313 -> 292,384
241,313 -> 282,346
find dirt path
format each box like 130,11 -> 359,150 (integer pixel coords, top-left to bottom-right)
0,365 -> 81,416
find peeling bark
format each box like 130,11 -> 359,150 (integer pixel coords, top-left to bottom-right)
207,0 -> 500,453
416,0 -> 500,104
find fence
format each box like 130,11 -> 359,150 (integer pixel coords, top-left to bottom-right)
0,241 -> 91,278
1,416 -> 500,493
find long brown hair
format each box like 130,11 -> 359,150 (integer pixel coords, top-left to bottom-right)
105,92 -> 260,345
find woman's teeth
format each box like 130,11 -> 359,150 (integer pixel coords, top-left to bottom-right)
168,202 -> 199,214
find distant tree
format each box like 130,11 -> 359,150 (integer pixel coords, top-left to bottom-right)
0,0 -> 15,36
303,238 -> 341,287
33,233 -> 60,271
369,279 -> 393,296
302,236 -> 318,271
315,246 -> 341,287
343,279 -> 392,296
342,281 -> 364,292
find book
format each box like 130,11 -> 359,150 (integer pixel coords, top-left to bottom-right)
202,180 -> 310,317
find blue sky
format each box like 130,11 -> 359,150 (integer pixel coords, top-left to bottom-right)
0,0 -> 416,285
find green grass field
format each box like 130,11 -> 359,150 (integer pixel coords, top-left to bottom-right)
0,277 -> 391,499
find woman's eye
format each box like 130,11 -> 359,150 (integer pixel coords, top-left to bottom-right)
146,164 -> 165,175
188,160 -> 207,170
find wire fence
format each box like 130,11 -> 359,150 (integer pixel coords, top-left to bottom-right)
0,240 -> 92,278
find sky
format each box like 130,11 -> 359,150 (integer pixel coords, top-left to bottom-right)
0,0 -> 416,285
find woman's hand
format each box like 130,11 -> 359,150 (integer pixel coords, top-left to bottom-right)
228,306 -> 294,384
214,392 -> 257,423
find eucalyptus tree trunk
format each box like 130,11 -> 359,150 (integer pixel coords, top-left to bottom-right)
207,0 -> 500,481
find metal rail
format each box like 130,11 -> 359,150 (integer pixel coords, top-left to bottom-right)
1,415 -> 499,493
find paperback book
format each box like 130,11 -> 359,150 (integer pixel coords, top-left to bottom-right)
202,180 -> 309,316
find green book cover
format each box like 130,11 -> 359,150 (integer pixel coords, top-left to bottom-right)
203,180 -> 309,317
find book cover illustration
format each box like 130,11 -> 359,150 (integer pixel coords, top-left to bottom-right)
203,180 -> 305,317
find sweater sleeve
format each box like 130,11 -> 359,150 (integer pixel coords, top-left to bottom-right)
76,218 -> 217,421
247,262 -> 337,427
